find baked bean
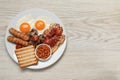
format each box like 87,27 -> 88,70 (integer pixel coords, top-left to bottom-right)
36,45 -> 50,59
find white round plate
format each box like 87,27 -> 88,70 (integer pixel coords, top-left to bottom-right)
5,9 -> 67,69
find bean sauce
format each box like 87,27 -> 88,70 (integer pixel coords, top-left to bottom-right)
36,45 -> 50,59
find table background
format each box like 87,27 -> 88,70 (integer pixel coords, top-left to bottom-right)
1,0 -> 120,80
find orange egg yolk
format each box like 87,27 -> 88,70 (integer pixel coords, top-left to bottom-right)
20,22 -> 31,33
35,20 -> 45,30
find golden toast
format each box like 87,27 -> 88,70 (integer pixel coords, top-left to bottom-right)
15,45 -> 38,68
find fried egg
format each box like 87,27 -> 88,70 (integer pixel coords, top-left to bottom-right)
33,16 -> 53,34
16,14 -> 35,33
16,14 -> 53,34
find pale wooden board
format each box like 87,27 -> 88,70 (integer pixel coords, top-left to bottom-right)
1,0 -> 120,80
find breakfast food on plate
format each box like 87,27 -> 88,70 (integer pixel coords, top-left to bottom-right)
20,22 -> 31,33
16,15 -> 53,35
35,44 -> 51,61
16,44 -> 23,49
7,36 -> 29,46
35,20 -> 45,30
16,15 -> 34,33
51,35 -> 65,53
43,23 -> 63,38
33,16 -> 54,34
28,29 -> 45,47
28,29 -> 40,46
43,23 -> 65,53
9,28 -> 29,41
7,14 -> 66,68
15,45 -> 38,68
44,35 -> 65,53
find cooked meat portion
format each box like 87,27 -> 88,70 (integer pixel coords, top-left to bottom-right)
7,36 -> 29,46
9,28 -> 29,41
43,23 -> 63,38
43,23 -> 65,53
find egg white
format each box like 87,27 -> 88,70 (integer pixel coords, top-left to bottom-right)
16,14 -> 35,31
16,14 -> 54,34
33,16 -> 54,34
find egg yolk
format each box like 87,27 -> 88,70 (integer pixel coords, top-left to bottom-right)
35,20 -> 45,30
20,22 -> 31,33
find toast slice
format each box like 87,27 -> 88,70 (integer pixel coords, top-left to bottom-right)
15,45 -> 38,68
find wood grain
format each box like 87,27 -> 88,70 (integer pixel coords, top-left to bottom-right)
1,0 -> 120,80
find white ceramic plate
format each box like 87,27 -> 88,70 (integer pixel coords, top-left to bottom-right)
5,9 -> 67,69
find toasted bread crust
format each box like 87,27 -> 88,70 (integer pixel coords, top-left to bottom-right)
15,45 -> 38,68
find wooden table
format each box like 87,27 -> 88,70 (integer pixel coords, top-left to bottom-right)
1,0 -> 120,80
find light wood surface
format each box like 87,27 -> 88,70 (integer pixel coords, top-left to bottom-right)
1,0 -> 120,80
